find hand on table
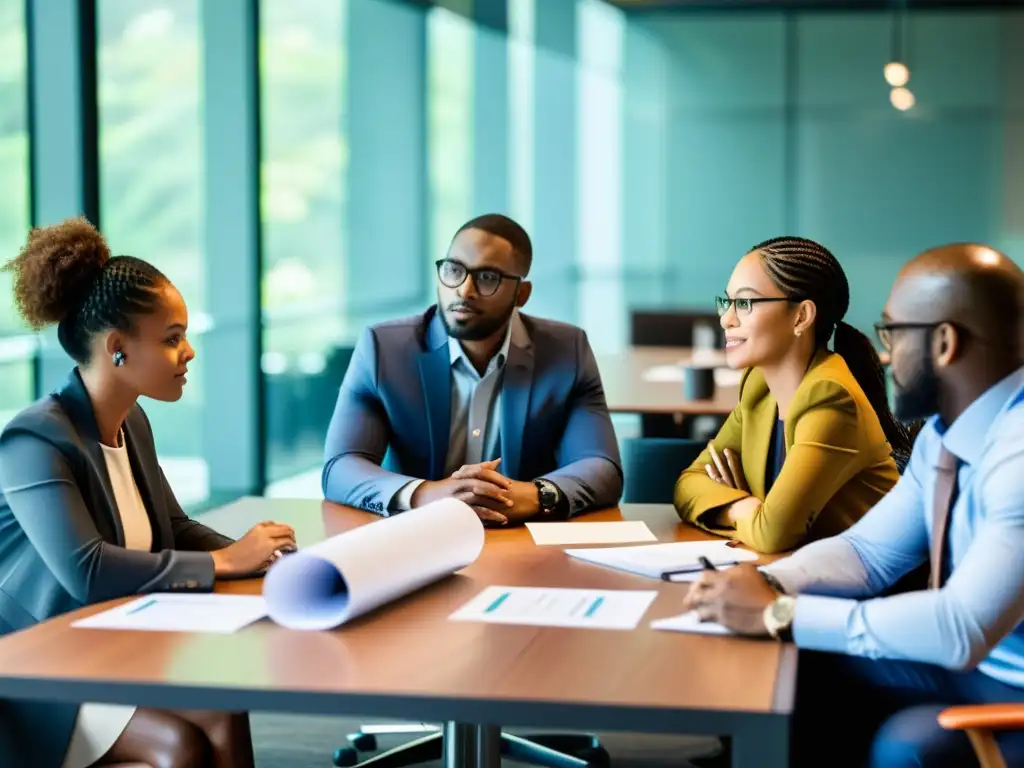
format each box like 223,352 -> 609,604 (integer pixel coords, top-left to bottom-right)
211,521 -> 296,578
681,563 -> 778,636
410,459 -> 513,525
450,459 -> 541,526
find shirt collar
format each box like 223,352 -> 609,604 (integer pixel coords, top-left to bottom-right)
448,310 -> 521,369
940,365 -> 1024,465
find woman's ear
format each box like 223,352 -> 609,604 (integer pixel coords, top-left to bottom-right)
102,331 -> 125,361
794,299 -> 817,337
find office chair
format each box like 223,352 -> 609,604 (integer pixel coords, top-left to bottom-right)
334,725 -> 609,768
621,437 -> 705,504
938,705 -> 1021,768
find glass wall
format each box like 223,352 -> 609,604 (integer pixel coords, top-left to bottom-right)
97,0 -> 208,504
259,0 -> 347,485
0,0 -> 32,429
18,0 -> 1024,499
621,10 -> 1024,335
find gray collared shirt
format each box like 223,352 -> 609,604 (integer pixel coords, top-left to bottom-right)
390,312 -> 526,510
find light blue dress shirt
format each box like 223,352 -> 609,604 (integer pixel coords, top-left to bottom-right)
390,312 -> 525,510
764,365 -> 1024,686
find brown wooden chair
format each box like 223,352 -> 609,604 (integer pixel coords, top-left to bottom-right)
937,704 -> 1024,768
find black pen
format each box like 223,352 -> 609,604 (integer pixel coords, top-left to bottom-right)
660,556 -> 722,582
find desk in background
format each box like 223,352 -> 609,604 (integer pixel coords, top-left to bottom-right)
0,499 -> 794,768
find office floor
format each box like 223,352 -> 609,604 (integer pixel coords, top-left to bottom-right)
251,713 -> 720,767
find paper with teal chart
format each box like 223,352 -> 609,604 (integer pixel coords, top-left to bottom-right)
449,586 -> 657,630
72,594 -> 268,633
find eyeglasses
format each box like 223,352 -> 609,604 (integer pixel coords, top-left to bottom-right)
715,296 -> 797,317
435,259 -> 523,298
873,321 -> 951,352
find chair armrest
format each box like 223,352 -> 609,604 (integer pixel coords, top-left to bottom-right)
939,705 -> 1024,732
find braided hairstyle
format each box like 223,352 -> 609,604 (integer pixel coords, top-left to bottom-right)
751,236 -> 914,461
3,217 -> 168,363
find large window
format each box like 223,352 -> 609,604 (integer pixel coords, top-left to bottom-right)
98,0 -> 207,504
260,0 -> 347,486
0,0 -> 31,428
427,7 -> 473,270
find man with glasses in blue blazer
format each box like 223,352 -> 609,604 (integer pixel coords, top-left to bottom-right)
322,214 -> 622,525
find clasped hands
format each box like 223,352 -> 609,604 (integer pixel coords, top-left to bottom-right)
410,458 -> 539,526
704,442 -> 760,525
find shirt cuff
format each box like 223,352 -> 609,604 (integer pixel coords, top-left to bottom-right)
792,594 -> 857,654
389,479 -> 425,512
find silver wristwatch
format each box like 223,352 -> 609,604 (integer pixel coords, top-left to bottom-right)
763,595 -> 796,641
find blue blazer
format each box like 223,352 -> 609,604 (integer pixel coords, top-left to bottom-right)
0,369 -> 234,766
322,307 -> 623,516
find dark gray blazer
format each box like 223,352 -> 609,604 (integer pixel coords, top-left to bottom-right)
0,369 -> 234,767
322,307 -> 623,516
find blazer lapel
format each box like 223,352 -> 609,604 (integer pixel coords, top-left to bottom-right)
499,320 -> 534,481
54,369 -> 124,545
417,311 -> 451,479
745,392 -> 777,500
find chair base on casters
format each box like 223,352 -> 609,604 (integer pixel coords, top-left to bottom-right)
334,723 -> 610,768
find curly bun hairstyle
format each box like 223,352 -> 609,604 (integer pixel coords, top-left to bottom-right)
3,217 -> 169,363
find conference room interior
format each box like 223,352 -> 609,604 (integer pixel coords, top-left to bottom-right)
0,0 -> 1023,766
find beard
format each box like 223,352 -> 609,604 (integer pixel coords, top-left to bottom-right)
893,346 -> 941,424
440,296 -> 517,342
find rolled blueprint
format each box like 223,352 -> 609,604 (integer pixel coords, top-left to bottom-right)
262,498 -> 485,630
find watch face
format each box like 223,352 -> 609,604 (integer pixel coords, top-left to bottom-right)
536,481 -> 557,508
772,596 -> 796,626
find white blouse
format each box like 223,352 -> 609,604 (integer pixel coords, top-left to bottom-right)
61,434 -> 154,768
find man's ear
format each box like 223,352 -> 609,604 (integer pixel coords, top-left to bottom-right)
516,280 -> 532,309
933,322 -> 960,367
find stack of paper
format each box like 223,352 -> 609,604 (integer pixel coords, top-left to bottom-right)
565,539 -> 757,579
525,521 -> 656,546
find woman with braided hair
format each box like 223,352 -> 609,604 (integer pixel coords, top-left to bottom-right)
674,236 -> 908,553
0,218 -> 296,767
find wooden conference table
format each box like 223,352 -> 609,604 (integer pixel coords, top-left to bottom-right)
597,347 -> 739,416
0,499 -> 795,768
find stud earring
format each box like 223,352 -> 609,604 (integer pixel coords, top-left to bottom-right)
113,350 -> 126,367
795,330 -> 802,338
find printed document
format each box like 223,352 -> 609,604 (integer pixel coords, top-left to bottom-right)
526,521 -> 656,546
450,586 -> 658,630
651,610 -> 734,636
565,539 -> 758,579
73,594 -> 268,634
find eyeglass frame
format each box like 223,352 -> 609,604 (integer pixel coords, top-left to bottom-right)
715,295 -> 803,317
434,258 -> 524,297
873,320 -> 965,352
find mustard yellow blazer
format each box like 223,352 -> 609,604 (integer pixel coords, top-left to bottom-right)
673,350 -> 900,554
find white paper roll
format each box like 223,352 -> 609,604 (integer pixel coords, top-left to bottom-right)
262,498 -> 485,630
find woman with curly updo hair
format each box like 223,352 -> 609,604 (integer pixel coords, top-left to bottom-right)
0,218 -> 296,767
